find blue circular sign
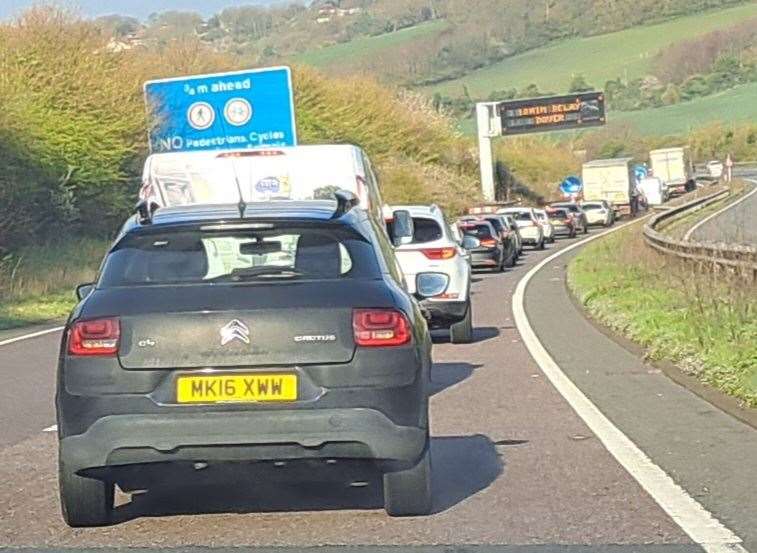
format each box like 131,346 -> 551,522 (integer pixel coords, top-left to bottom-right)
634,164 -> 648,183
560,176 -> 582,195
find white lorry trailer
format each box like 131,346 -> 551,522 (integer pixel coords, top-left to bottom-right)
649,147 -> 695,196
581,157 -> 637,218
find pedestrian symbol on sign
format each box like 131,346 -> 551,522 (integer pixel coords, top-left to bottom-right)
187,102 -> 215,130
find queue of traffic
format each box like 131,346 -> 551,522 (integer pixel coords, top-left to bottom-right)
54,130 -> 702,527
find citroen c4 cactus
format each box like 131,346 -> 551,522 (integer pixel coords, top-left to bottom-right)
56,196 -> 433,526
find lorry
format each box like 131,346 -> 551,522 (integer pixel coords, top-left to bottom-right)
581,157 -> 637,218
649,147 -> 695,196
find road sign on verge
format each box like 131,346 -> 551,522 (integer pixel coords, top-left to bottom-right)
560,176 -> 582,196
498,92 -> 606,136
145,66 -> 297,153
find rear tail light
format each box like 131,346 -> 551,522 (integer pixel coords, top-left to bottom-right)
420,247 -> 456,260
353,309 -> 411,347
479,238 -> 497,247
68,318 -> 120,356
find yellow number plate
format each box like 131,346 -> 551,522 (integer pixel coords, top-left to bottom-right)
176,374 -> 298,404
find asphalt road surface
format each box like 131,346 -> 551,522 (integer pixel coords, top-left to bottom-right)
688,172 -> 757,245
0,222 -> 754,553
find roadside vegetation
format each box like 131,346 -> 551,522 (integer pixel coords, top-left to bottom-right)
568,217 -> 757,408
0,7 -> 482,329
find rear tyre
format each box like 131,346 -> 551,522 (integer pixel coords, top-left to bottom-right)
383,447 -> 432,517
59,455 -> 114,527
450,302 -> 473,344
506,250 -> 516,268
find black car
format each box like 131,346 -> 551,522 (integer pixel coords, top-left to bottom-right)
457,219 -> 505,271
469,215 -> 517,268
56,196 -> 433,526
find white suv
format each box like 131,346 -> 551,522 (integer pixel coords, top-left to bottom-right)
392,205 -> 473,343
498,207 -> 545,249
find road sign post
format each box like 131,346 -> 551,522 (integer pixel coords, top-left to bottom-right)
475,92 -> 606,201
476,103 -> 500,202
144,66 -> 297,153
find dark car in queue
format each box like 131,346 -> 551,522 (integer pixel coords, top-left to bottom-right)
56,197 -> 433,527
467,215 -> 517,268
547,207 -> 577,238
457,219 -> 505,271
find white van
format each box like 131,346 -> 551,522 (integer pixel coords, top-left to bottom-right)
140,145 -> 388,224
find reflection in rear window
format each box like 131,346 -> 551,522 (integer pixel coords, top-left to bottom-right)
503,211 -> 533,221
412,218 -> 443,243
460,224 -> 493,239
99,227 -> 379,287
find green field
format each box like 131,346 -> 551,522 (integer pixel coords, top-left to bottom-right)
611,81 -> 757,135
457,81 -> 757,136
427,2 -> 757,98
293,20 -> 448,69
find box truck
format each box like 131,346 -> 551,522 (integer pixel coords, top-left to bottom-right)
581,157 -> 637,217
649,147 -> 695,196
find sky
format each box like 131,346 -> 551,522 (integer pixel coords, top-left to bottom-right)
0,0 -> 295,21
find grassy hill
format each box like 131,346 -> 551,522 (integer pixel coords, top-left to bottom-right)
426,2 -> 757,98
292,20 -> 448,70
612,81 -> 757,135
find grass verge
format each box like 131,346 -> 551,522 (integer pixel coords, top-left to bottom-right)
568,222 -> 757,408
0,238 -> 108,330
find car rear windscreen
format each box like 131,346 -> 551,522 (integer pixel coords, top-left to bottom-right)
582,203 -> 602,210
461,224 -> 493,239
548,210 -> 568,219
506,211 -> 533,221
99,226 -> 380,287
412,217 -> 443,243
484,217 -> 504,233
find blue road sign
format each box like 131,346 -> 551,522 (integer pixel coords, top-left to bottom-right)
144,66 -> 297,153
560,176 -> 582,195
634,164 -> 648,183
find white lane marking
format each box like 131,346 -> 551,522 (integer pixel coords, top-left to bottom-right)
512,220 -> 746,553
684,179 -> 757,241
0,326 -> 64,347
42,424 -> 58,433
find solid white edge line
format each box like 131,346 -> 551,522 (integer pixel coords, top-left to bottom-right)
42,425 -> 58,433
684,179 -> 757,241
0,326 -> 65,347
512,219 -> 746,553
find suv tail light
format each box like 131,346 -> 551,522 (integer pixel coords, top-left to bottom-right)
420,247 -> 456,260
479,238 -> 497,247
68,318 -> 120,356
353,309 -> 411,347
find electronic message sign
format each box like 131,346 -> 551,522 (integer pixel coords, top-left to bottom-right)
497,92 -> 605,135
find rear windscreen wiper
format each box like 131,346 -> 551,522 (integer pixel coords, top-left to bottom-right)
208,267 -> 303,282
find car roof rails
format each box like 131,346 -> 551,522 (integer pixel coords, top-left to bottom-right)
136,199 -> 161,225
330,189 -> 360,220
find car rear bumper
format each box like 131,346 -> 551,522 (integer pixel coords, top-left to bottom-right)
551,225 -> 573,236
420,299 -> 468,329
470,249 -> 500,267
60,408 -> 428,475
